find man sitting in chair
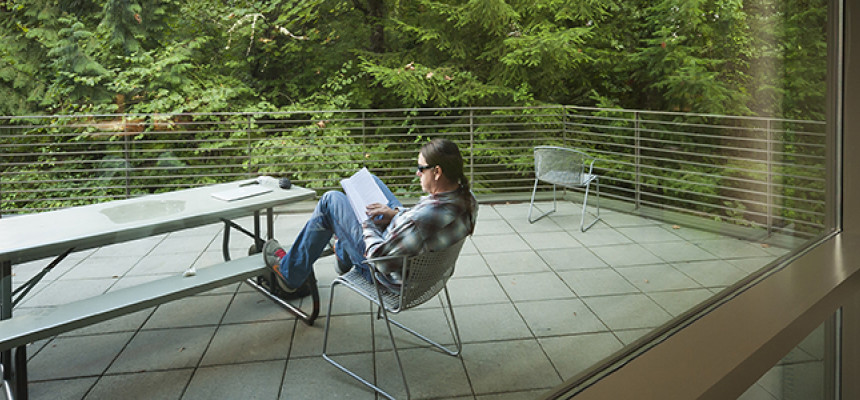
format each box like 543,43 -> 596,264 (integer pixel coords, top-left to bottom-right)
262,138 -> 478,293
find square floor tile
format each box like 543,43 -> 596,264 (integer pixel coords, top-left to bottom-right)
665,225 -> 724,241
673,259 -> 749,287
453,253 -> 494,277
183,360 -> 285,400
372,307 -> 460,351
728,257 -> 778,273
60,255 -> 140,280
616,226 -> 684,243
483,251 -> 550,275
589,244 -> 662,267
28,377 -> 97,400
125,252 -> 202,276
539,332 -> 624,379
693,238 -> 774,259
61,308 -> 154,337
584,294 -> 673,331
473,219 -> 516,235
447,275 -> 510,306
283,356 -> 376,400
463,339 -> 562,394
471,234 -> 531,254
613,328 -> 655,345
647,289 -> 714,317
200,320 -> 294,365
498,272 -> 576,301
640,241 -> 719,263
538,247 -> 607,270
478,206 -> 504,220
150,234 -> 218,256
19,278 -> 116,307
456,303 -> 533,342
143,294 -> 233,329
573,229 -> 634,247
108,326 -> 216,373
516,299 -> 608,336
511,215 -> 565,234
28,332 -> 134,380
559,269 -> 638,297
520,231 -> 582,250
91,236 -> 164,257
375,346 -> 473,399
493,203 -> 536,221
222,291 -> 301,324
89,369 -> 193,400
615,264 -> 703,292
475,389 -> 549,400
598,212 -> 659,227
297,313 -> 372,357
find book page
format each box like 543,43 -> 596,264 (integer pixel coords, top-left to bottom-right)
340,167 -> 388,222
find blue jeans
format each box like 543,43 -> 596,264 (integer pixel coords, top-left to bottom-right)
276,174 -> 402,288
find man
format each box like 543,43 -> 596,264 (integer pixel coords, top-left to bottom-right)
263,138 -> 478,293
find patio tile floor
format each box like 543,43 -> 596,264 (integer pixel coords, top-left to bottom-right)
7,201 -> 786,399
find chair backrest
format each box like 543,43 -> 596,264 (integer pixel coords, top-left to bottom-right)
396,237 -> 468,311
533,146 -> 594,188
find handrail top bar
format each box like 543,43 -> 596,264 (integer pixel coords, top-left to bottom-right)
0,105 -> 823,125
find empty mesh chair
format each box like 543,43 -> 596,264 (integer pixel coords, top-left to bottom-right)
322,238 -> 467,400
528,146 -> 601,231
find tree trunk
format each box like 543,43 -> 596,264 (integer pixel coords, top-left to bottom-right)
367,0 -> 385,53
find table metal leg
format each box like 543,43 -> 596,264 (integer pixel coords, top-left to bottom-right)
224,208 -> 320,325
2,259 -> 28,399
266,208 -> 274,240
13,346 -> 26,400
253,210 -> 264,252
245,272 -> 320,326
2,260 -> 12,381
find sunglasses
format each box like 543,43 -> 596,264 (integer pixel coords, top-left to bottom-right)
416,164 -> 436,173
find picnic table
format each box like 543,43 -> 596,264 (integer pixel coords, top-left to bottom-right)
0,178 -> 316,400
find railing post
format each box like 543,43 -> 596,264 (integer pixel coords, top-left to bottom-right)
469,109 -> 475,185
247,115 -> 253,178
635,111 -> 641,210
562,105 -> 568,144
124,133 -> 131,198
767,119 -> 773,235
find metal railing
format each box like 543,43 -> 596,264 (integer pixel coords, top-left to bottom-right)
0,106 -> 826,237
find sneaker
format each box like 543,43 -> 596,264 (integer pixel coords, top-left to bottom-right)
262,239 -> 286,267
320,237 -> 336,258
336,258 -> 352,275
332,240 -> 353,274
262,239 -> 295,293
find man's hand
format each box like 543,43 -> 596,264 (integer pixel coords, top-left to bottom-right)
366,203 -> 396,225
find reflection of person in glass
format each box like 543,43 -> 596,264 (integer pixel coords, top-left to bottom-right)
263,138 -> 478,294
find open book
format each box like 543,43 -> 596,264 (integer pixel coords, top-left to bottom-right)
341,167 -> 388,222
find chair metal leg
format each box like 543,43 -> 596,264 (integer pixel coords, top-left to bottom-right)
322,279 -> 406,400
528,179 -> 557,223
322,279 -> 463,399
580,177 -> 601,232
385,287 -> 462,356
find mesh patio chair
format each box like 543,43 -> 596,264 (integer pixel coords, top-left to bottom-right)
322,237 -> 468,400
528,146 -> 601,231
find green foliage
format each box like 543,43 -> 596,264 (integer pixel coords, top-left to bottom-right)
0,0 -> 830,234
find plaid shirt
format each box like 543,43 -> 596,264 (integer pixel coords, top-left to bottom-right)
362,185 -> 478,277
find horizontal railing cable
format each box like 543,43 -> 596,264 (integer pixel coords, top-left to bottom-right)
0,106 -> 826,238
